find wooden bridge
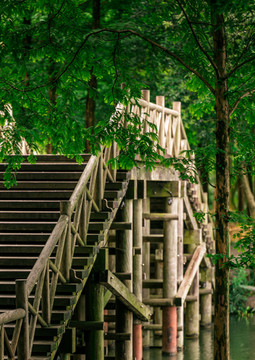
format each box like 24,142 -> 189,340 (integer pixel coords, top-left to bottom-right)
0,90 -> 214,360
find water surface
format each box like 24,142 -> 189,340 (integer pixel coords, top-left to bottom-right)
143,316 -> 255,359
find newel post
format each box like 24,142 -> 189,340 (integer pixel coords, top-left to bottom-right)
60,200 -> 72,281
16,280 -> 29,360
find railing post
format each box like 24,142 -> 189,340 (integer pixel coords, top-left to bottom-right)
60,201 -> 72,281
97,153 -> 104,211
141,90 -> 150,133
116,199 -> 133,360
133,198 -> 143,360
173,102 -> 181,156
0,325 -> 4,360
162,196 -> 178,356
156,96 -> 165,152
16,280 -> 29,360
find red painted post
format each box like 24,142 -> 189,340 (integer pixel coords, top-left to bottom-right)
162,307 -> 177,355
133,323 -> 143,360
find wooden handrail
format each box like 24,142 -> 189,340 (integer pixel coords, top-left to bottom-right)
70,155 -> 99,213
0,309 -> 26,325
26,215 -> 68,295
132,98 -> 179,117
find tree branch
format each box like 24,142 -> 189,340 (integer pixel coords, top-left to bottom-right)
227,55 -> 255,78
176,0 -> 219,75
229,89 -> 255,116
2,28 -> 216,95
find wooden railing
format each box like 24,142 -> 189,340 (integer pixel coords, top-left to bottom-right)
0,309 -> 26,359
0,91 -> 213,358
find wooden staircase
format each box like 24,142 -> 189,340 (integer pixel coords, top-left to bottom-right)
0,154 -> 130,359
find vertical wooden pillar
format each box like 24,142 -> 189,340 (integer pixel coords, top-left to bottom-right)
60,200 -> 72,281
185,241 -> 200,338
86,274 -> 104,359
16,280 -> 29,360
116,199 -> 133,360
162,197 -> 178,356
142,197 -> 150,348
133,199 -> 143,360
200,268 -> 212,327
177,197 -> 184,350
73,295 -> 86,360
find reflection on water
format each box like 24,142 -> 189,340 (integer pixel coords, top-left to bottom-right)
144,316 -> 255,359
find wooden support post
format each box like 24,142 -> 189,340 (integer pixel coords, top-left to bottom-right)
177,193 -> 184,351
185,242 -> 199,338
73,295 -> 86,360
86,274 -> 104,360
142,197 -> 150,349
162,196 -> 178,356
200,268 -> 212,327
16,280 -> 29,360
60,200 -> 72,281
133,199 -> 143,360
116,199 -> 133,360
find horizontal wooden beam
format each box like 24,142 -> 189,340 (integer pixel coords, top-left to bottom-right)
175,244 -> 206,306
143,235 -> 163,243
69,321 -> 104,331
100,270 -> 151,321
143,279 -> 163,288
143,213 -> 179,220
143,298 -> 174,306
142,324 -> 183,331
105,332 -> 131,341
111,222 -> 132,230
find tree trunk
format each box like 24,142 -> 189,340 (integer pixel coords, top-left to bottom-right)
47,61 -> 57,154
237,176 -> 245,212
241,174 -> 255,218
85,0 -> 100,151
212,7 -> 230,360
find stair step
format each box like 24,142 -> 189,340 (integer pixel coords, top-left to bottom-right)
105,182 -> 127,190
0,222 -> 57,232
6,154 -> 91,163
0,200 -> 60,210
0,281 -> 84,294
32,340 -> 58,354
0,190 -> 72,200
0,244 -> 97,256
104,190 -> 123,199
0,181 -> 77,190
0,256 -> 93,268
90,211 -> 113,221
0,233 -> 51,243
0,172 -> 83,181
4,324 -> 65,338
116,171 -> 130,181
0,295 -> 76,308
88,221 -> 110,231
0,211 -> 60,221
0,164 -> 86,172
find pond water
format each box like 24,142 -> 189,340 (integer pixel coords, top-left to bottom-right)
143,316 -> 255,360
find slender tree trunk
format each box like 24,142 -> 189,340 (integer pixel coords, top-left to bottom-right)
241,174 -> 255,218
47,61 -> 57,154
85,0 -> 100,151
238,176 -> 245,211
212,7 -> 230,360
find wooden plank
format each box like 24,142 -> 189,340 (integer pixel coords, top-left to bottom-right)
69,321 -> 104,331
100,270 -> 151,321
143,298 -> 174,306
143,213 -> 179,220
175,244 -> 206,306
184,230 -> 202,245
147,181 -> 181,198
143,234 -> 163,243
184,197 -> 198,230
